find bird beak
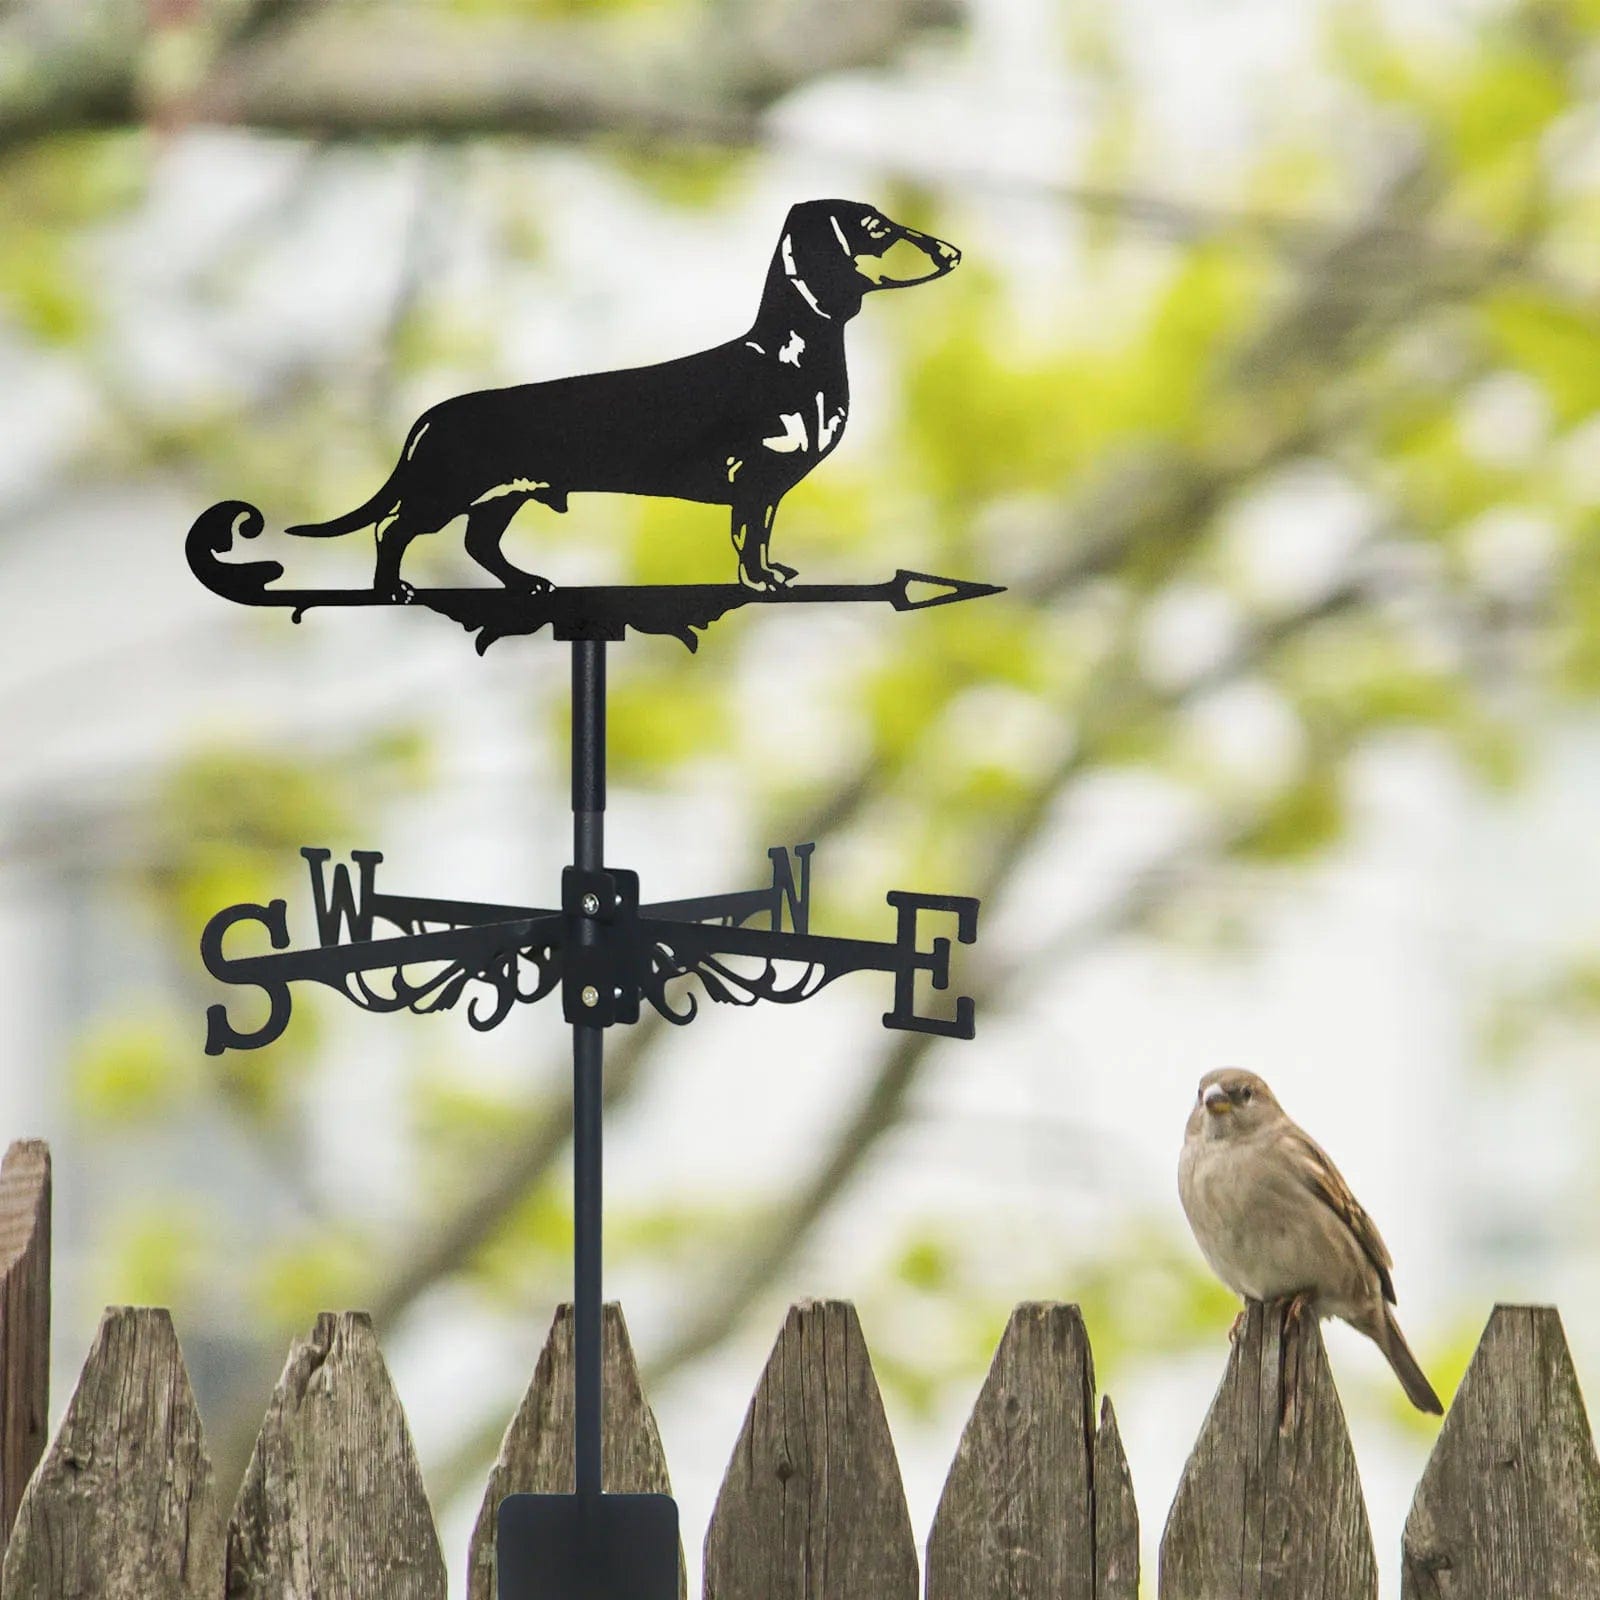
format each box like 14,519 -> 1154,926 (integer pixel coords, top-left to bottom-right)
1203,1084 -> 1231,1115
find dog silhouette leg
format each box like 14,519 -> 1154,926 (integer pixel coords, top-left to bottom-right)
375,510 -> 423,602
464,496 -> 552,593
732,500 -> 795,591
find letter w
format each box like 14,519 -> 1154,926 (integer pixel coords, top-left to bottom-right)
301,848 -> 383,945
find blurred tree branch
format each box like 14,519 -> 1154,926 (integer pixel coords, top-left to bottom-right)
0,0 -> 962,151
348,154 -> 1509,1355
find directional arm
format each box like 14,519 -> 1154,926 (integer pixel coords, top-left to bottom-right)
200,848 -> 563,1054
635,904 -> 976,1035
198,843 -> 979,1052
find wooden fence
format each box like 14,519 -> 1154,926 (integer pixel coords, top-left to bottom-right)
1,1138 -> 1597,1598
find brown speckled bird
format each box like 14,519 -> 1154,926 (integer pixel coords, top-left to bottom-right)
1178,1067 -> 1443,1414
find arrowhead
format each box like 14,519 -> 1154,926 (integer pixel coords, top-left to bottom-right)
890,571 -> 1007,611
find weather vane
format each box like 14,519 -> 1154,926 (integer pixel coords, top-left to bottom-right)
191,199 -> 999,1600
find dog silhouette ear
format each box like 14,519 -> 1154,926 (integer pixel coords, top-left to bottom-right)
775,201 -> 870,322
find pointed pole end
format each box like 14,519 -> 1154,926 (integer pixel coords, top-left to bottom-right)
891,571 -> 1008,611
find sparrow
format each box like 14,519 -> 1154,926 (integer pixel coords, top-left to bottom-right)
1178,1067 -> 1443,1414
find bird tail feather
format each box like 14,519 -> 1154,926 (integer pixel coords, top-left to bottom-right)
1379,1305 -> 1444,1414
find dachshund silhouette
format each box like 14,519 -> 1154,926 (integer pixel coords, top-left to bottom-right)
285,200 -> 960,596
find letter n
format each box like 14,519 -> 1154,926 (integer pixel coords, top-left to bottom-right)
301,848 -> 382,945
767,843 -> 814,935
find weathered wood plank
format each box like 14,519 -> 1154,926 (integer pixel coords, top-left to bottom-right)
927,1301 -> 1137,1598
226,1310 -> 446,1599
1403,1303 -> 1600,1598
704,1298 -> 917,1600
1159,1299 -> 1377,1600
0,1306 -> 223,1600
0,1140 -> 49,1560
1095,1394 -> 1140,1599
466,1301 -> 684,1600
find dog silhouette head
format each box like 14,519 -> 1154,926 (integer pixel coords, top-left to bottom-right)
774,199 -> 961,322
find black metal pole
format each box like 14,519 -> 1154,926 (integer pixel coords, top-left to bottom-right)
572,639 -> 606,1499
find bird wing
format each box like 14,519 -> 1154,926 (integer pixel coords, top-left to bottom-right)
1284,1125 -> 1398,1304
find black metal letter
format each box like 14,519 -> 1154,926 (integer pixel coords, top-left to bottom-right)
301,847 -> 382,945
767,843 -> 814,934
882,890 -> 979,1039
201,899 -> 293,1055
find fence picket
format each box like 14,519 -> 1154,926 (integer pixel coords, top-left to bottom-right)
1159,1299 -> 1377,1600
1094,1394 -> 1139,1597
704,1299 -> 917,1600
0,1140 -> 49,1560
3,1144 -> 1598,1600
927,1301 -> 1137,1598
466,1301 -> 683,1600
1402,1303 -> 1600,1597
0,1306 -> 222,1600
225,1310 -> 446,1600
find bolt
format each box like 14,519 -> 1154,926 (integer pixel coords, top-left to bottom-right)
580,892 -> 601,916
580,985 -> 600,1008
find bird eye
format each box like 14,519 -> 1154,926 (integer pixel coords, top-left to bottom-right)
1239,1087 -> 1253,1103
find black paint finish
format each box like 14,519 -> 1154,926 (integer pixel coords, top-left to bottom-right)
196,200 -> 958,606
497,1494 -> 679,1600
188,201 -> 994,1600
185,500 -> 1001,650
200,840 -> 979,1055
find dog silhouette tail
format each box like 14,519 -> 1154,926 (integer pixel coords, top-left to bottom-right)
284,422 -> 424,539
284,476 -> 396,538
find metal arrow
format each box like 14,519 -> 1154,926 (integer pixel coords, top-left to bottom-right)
187,500 -> 1004,651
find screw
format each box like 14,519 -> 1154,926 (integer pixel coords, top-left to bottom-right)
580,892 -> 601,916
580,985 -> 600,1008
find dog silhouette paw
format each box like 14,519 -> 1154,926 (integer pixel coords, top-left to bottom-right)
738,563 -> 798,593
502,572 -> 554,595
382,579 -> 416,604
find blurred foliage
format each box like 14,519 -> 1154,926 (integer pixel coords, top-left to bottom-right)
0,135 -> 145,342
1480,946 -> 1600,1069
250,1227 -> 376,1331
139,730 -> 431,942
100,1200 -> 213,1310
859,1214 -> 1242,1421
413,1077 -> 553,1193
71,1011 -> 197,1124
9,0 -> 1600,1517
